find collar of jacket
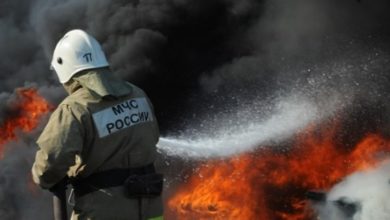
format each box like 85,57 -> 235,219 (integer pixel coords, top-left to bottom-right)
67,68 -> 133,99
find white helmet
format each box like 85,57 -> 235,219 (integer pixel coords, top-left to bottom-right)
51,29 -> 109,83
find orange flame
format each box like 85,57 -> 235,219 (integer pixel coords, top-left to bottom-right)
166,123 -> 390,220
0,88 -> 53,158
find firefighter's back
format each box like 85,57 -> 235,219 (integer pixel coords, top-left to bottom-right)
64,74 -> 162,220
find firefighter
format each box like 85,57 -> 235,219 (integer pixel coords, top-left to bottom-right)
32,29 -> 163,220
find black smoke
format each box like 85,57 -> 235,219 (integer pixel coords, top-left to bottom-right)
1,0 -> 389,131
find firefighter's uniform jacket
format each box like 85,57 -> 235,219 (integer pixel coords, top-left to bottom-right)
32,68 -> 163,220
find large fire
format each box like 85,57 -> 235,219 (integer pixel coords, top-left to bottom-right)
166,122 -> 390,220
0,88 -> 53,158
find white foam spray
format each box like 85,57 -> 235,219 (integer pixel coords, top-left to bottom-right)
157,94 -> 342,159
315,161 -> 390,220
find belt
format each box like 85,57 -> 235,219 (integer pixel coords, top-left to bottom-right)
71,163 -> 155,197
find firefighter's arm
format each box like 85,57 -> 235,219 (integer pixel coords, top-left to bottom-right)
32,104 -> 84,190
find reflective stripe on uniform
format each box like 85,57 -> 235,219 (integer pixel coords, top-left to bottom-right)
92,97 -> 153,138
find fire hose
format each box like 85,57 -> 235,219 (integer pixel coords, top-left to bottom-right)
50,178 -> 69,220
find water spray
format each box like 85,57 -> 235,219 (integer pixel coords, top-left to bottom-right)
157,95 -> 339,159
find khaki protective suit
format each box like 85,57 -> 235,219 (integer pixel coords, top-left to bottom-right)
32,68 -> 163,220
